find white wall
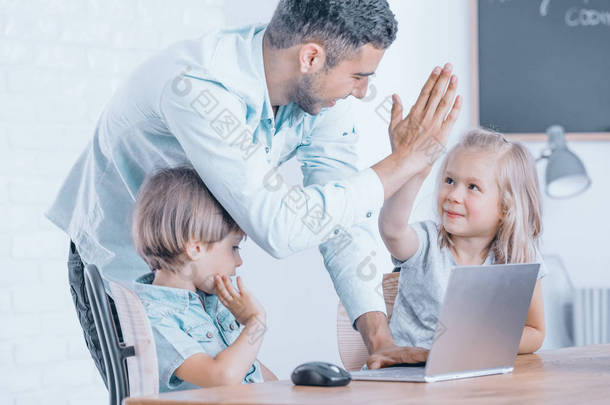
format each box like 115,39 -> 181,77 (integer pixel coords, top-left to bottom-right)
0,1 -> 225,404
1,1 -> 608,404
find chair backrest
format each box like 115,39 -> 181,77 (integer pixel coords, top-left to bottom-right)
336,272 -> 400,371
84,265 -> 121,405
84,265 -> 158,405
107,278 -> 159,398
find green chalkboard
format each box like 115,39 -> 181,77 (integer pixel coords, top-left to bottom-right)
476,0 -> 610,136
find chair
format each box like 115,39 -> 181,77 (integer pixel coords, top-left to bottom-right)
84,265 -> 159,405
336,272 -> 401,371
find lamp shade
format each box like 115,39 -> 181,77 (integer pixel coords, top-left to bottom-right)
544,126 -> 591,199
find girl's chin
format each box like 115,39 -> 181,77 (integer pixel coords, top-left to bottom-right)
442,222 -> 462,235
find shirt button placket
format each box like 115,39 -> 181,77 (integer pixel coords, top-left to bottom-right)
216,314 -> 231,345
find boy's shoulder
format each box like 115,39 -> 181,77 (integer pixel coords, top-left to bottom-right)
133,273 -> 196,320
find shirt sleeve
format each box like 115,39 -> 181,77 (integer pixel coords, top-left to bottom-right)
150,321 -> 205,391
159,75 -> 383,259
295,99 -> 386,325
534,247 -> 547,280
391,220 -> 436,272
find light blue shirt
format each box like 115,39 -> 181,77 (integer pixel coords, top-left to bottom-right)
133,273 -> 262,391
46,24 -> 386,324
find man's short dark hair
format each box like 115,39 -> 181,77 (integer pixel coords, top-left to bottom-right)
265,0 -> 398,69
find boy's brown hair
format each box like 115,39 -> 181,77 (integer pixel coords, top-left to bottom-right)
132,166 -> 242,272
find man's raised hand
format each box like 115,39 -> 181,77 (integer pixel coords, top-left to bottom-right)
388,63 -> 462,174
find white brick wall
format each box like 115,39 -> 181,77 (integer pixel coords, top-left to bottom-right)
0,1 -> 225,404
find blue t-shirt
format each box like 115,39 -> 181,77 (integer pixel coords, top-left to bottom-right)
133,273 -> 263,392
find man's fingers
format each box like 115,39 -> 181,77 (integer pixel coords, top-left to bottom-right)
423,63 -> 453,121
440,94 -> 462,135
366,357 -> 382,370
433,74 -> 458,121
389,94 -> 403,131
365,347 -> 430,370
421,350 -> 430,362
404,348 -> 429,363
411,66 -> 442,116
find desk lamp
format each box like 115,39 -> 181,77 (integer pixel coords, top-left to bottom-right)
537,125 -> 591,199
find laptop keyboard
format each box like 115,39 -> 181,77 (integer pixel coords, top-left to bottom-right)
350,366 -> 425,380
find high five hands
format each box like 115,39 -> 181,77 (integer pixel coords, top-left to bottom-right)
364,64 -> 461,368
389,63 -> 461,176
372,63 -> 461,199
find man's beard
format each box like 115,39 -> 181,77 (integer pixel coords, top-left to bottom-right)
291,73 -> 324,115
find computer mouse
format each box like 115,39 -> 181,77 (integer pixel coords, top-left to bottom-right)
291,361 -> 351,387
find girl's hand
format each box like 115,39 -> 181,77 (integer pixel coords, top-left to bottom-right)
214,275 -> 266,326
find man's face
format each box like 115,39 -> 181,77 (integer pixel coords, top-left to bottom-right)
292,44 -> 385,115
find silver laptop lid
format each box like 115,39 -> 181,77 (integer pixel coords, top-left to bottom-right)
425,263 -> 540,379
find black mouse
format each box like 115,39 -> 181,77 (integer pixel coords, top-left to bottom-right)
291,361 -> 351,387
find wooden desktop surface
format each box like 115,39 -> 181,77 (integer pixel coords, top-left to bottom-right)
125,344 -> 610,405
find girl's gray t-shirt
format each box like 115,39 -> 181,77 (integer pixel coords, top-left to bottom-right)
388,220 -> 546,349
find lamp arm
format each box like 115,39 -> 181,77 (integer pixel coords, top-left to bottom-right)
536,148 -> 552,163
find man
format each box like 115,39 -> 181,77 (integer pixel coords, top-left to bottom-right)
47,0 -> 461,382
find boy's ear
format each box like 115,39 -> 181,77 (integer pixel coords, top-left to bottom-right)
185,240 -> 204,261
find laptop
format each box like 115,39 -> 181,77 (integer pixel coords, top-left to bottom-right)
350,263 -> 540,383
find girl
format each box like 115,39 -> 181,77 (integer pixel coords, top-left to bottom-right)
379,129 -> 545,355
131,166 -> 276,392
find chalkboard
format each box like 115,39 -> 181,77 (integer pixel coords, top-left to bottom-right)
474,0 -> 610,139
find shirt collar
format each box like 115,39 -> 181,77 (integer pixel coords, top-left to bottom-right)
251,25 -> 274,125
206,24 -> 307,145
134,272 -> 219,315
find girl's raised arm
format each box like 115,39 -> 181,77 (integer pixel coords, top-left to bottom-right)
379,171 -> 429,262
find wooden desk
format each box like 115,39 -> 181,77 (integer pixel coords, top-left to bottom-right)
125,344 -> 610,405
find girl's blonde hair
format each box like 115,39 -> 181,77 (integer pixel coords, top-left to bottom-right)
132,166 -> 242,272
437,128 -> 542,264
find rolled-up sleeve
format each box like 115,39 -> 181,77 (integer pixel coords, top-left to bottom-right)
296,100 -> 386,326
150,322 -> 204,391
159,75 -> 384,260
